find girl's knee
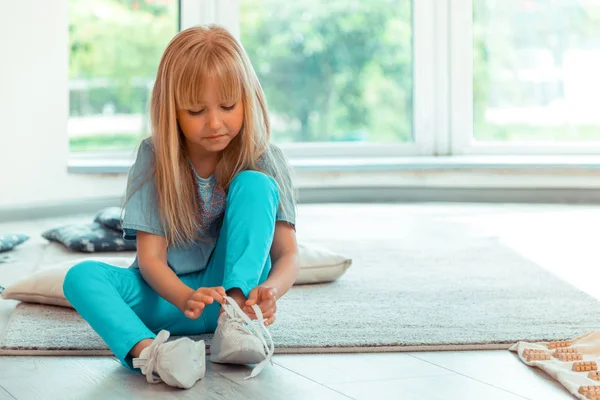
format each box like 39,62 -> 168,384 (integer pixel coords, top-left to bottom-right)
230,170 -> 279,199
63,260 -> 107,296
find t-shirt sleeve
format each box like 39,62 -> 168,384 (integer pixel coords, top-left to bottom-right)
121,139 -> 165,240
261,144 -> 297,227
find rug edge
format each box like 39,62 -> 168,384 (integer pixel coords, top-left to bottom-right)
0,342 -> 513,356
0,349 -> 115,356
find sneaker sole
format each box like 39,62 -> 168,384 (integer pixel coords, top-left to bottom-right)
210,347 -> 266,365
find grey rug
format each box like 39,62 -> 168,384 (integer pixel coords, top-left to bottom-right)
2,236 -> 600,356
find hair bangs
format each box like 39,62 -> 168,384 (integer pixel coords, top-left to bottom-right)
175,47 -> 244,110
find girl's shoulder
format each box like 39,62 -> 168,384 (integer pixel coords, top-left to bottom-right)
259,143 -> 287,167
140,137 -> 155,153
133,138 -> 156,165
258,143 -> 293,182
127,138 -> 156,181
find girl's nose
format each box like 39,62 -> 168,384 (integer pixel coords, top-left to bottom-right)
208,110 -> 222,130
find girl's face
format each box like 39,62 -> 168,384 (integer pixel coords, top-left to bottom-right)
176,79 -> 244,155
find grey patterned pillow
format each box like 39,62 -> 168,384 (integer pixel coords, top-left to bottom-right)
94,207 -> 123,232
0,233 -> 29,253
41,223 -> 135,253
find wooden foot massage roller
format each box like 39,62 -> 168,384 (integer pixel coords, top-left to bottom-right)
523,349 -> 550,362
553,348 -> 578,357
557,353 -> 583,362
589,371 -> 600,381
572,361 -> 597,372
578,385 -> 600,400
547,340 -> 572,349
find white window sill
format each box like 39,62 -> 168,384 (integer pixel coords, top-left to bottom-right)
67,154 -> 600,193
68,154 -> 600,175
4,154 -> 600,222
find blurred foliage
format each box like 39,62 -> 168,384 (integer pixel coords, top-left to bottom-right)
240,0 -> 412,142
68,0 -> 600,152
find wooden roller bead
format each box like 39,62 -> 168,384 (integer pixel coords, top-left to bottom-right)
547,340 -> 572,349
523,349 -> 546,357
523,349 -> 548,362
557,353 -> 583,362
554,347 -> 578,357
526,353 -> 551,362
573,361 -> 597,372
579,385 -> 600,399
589,371 -> 600,381
527,354 -> 551,362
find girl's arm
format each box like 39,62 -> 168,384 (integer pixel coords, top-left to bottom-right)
136,231 -> 195,312
263,222 -> 300,299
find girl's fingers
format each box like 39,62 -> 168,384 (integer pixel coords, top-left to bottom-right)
246,304 -> 276,320
208,289 -> 225,304
207,290 -> 225,304
246,288 -> 259,306
214,286 -> 226,297
185,308 -> 202,319
200,295 -> 215,304
187,300 -> 205,311
260,299 -> 277,315
256,298 -> 275,313
194,288 -> 225,304
210,287 -> 226,302
264,314 -> 276,326
246,288 -> 275,307
192,292 -> 218,305
244,297 -> 276,313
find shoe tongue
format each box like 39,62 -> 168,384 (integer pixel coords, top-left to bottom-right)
218,311 -> 229,323
222,300 -> 246,320
227,314 -> 250,331
219,306 -> 251,334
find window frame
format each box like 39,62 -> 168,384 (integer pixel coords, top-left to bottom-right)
68,0 -> 600,169
449,0 -> 600,155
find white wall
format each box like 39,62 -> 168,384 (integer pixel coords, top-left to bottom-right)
0,0 -> 127,211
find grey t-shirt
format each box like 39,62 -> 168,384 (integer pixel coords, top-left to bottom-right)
122,138 -> 296,275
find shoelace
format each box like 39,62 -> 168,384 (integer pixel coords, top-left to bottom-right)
132,329 -> 170,383
221,296 -> 275,379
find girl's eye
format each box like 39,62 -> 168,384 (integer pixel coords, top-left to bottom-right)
188,109 -> 205,116
222,104 -> 236,111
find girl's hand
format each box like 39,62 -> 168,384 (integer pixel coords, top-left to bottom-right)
244,286 -> 278,326
184,286 -> 226,319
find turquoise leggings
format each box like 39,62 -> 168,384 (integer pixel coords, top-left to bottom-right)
63,171 -> 278,369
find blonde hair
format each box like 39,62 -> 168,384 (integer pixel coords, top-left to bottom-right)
138,24 -> 294,247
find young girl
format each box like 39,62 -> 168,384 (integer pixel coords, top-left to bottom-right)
62,25 -> 299,390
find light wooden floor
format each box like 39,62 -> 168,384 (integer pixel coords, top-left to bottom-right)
2,203 -> 600,400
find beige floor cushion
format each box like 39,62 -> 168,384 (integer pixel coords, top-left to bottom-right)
1,242 -> 351,308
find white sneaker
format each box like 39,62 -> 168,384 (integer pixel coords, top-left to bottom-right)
132,330 -> 206,389
209,296 -> 274,379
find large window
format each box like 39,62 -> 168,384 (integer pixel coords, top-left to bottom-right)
68,0 -> 179,153
473,0 -> 600,142
68,0 -> 600,158
239,0 -> 413,144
